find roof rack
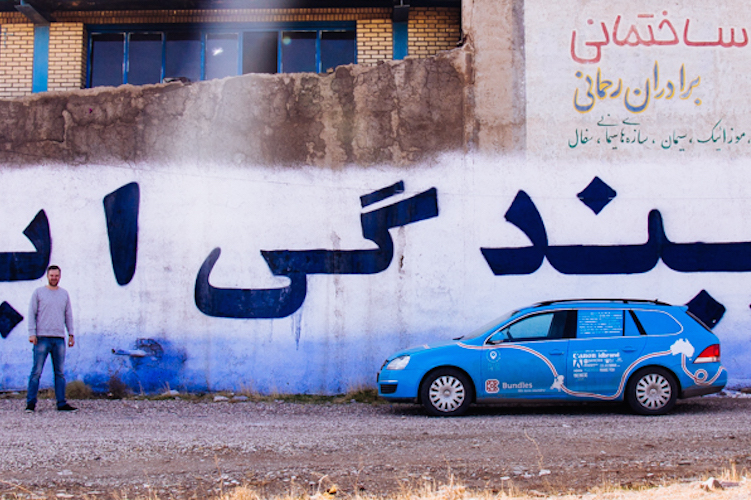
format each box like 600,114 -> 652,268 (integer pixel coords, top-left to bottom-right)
535,298 -> 671,307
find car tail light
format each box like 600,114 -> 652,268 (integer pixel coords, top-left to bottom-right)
694,344 -> 720,364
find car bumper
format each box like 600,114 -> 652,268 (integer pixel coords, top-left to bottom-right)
680,366 -> 727,399
680,363 -> 728,399
377,369 -> 421,401
681,384 -> 724,398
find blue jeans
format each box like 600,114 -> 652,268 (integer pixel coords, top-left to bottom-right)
27,337 -> 67,407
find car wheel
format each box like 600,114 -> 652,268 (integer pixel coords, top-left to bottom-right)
420,368 -> 473,417
626,367 -> 678,415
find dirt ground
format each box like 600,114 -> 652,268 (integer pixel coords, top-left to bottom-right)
1,395 -> 750,499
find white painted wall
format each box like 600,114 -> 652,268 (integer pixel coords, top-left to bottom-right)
1,155 -> 749,393
526,0 -> 751,159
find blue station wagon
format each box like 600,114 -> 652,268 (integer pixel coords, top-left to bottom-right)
377,299 -> 726,416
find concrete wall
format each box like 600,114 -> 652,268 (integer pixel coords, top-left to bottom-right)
0,50 -> 471,167
460,0 -> 526,152
2,0 -> 751,395
2,154 -> 751,394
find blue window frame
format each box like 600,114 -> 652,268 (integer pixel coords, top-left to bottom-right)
87,23 -> 356,88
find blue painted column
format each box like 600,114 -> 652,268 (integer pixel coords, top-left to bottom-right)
393,21 -> 408,60
32,25 -> 49,93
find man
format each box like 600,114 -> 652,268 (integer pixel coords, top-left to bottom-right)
26,265 -> 77,413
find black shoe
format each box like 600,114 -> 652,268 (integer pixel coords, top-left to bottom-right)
25,403 -> 35,413
57,404 -> 78,412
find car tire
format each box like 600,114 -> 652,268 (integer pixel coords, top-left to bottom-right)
420,368 -> 473,417
626,367 -> 678,415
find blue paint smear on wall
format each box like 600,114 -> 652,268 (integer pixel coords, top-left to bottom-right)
108,338 -> 187,393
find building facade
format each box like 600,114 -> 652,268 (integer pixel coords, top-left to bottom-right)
0,0 -> 460,98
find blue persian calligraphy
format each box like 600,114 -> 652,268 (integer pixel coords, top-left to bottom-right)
194,183 -> 439,319
0,210 -> 51,282
0,183 -> 138,338
482,191 -> 751,275
103,182 -> 140,286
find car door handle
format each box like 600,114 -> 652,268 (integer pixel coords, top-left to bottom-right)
622,347 -> 637,353
549,350 -> 564,355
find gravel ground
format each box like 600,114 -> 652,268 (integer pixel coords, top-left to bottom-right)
1,394 -> 750,499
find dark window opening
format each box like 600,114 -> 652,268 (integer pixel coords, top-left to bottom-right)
165,32 -> 202,82
242,31 -> 277,74
281,31 -> 317,73
128,33 -> 163,85
90,33 -> 124,87
87,24 -> 356,88
321,31 -> 355,72
206,33 -> 238,80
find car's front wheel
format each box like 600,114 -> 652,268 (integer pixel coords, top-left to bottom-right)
626,367 -> 678,415
420,368 -> 473,417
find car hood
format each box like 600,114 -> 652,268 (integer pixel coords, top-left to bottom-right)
389,339 -> 459,358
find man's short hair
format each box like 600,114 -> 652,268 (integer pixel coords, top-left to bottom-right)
47,265 -> 61,273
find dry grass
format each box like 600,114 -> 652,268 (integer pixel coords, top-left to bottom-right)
13,381 -> 381,406
66,379 -> 93,399
1,474 -> 748,500
214,479 -> 751,500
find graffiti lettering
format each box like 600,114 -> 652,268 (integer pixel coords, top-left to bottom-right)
0,210 -> 51,282
103,182 -> 140,286
571,12 -> 749,64
573,63 -> 700,115
195,183 -> 439,319
482,190 -> 751,275
569,117 -> 749,150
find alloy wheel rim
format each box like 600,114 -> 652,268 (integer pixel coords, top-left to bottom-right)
429,375 -> 465,412
635,373 -> 672,409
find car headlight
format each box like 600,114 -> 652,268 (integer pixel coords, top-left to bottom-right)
385,355 -> 410,370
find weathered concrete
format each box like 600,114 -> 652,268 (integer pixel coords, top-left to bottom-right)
461,0 -> 526,153
0,49 -> 472,168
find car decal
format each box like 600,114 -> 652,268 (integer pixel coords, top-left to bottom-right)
463,338 -> 725,400
681,354 -> 726,385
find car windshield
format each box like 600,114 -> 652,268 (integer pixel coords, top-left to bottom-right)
460,309 -> 519,340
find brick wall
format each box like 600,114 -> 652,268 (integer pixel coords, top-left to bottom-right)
48,23 -> 86,92
0,23 -> 34,98
0,6 -> 460,95
357,19 -> 393,65
409,7 -> 461,58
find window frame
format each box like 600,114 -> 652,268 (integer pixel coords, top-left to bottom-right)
86,22 -> 357,87
485,310 -> 575,344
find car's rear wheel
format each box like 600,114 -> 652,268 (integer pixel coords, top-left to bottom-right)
420,368 -> 473,417
626,367 -> 678,415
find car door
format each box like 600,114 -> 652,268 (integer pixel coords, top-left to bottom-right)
566,309 -> 647,398
481,310 -> 574,400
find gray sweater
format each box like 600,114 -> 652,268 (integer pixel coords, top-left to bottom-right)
28,286 -> 74,339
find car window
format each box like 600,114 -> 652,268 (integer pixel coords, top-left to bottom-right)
487,311 -> 571,344
577,309 -> 623,338
632,310 -> 683,335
